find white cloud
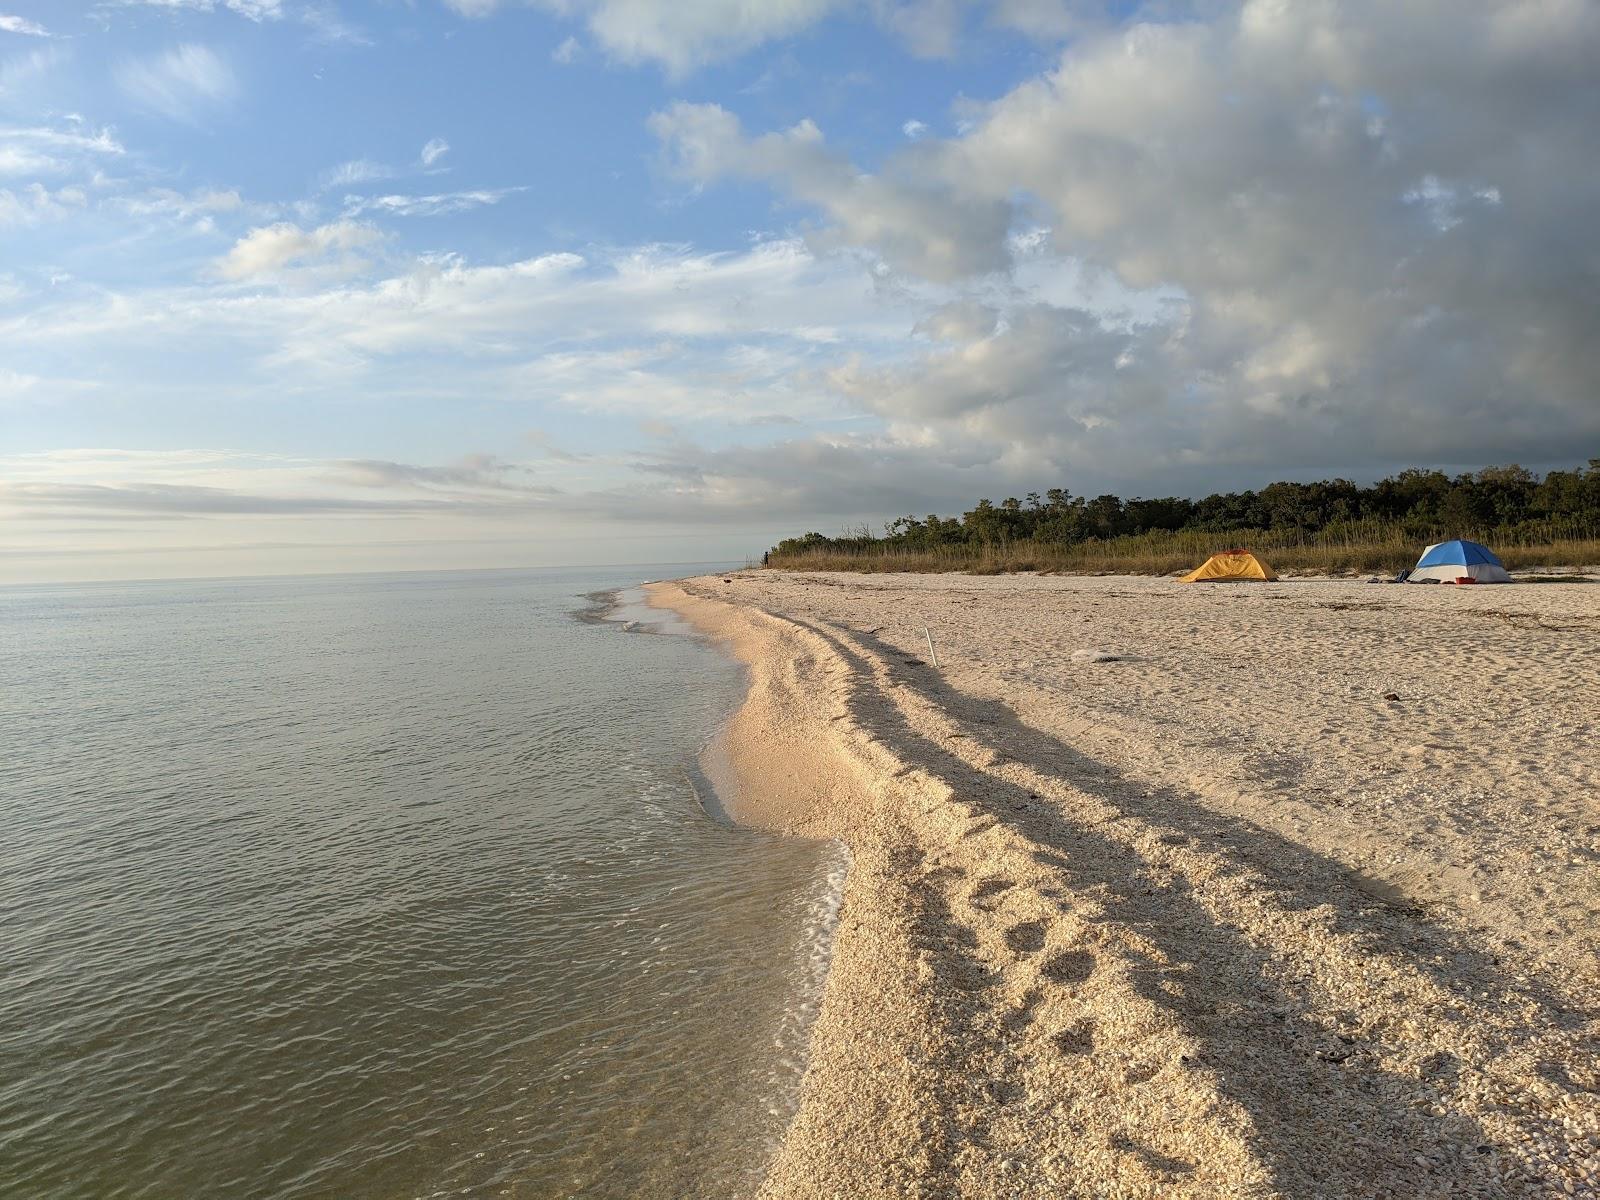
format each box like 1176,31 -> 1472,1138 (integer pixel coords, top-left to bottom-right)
0,14 -> 50,36
0,366 -> 43,400
341,187 -> 523,218
443,0 -> 991,74
551,36 -> 581,64
116,186 -> 244,219
318,158 -> 394,189
5,237 -> 914,409
0,366 -> 99,407
419,137 -> 449,166
0,124 -> 125,175
0,125 -> 125,156
114,44 -> 237,121
439,0 -> 1105,73
569,0 -> 840,74
650,1 -> 1600,478
987,0 -> 1091,40
113,0 -> 284,19
651,102 -> 1013,280
0,144 -> 57,173
872,0 -> 968,59
901,118 -> 927,139
299,5 -> 370,45
0,44 -> 62,97
215,219 -> 383,281
504,340 -> 842,424
0,181 -> 86,226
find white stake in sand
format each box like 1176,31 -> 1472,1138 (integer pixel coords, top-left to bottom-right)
921,623 -> 939,669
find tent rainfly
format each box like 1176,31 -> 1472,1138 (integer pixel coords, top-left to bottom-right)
1407,539 -> 1512,584
1178,549 -> 1277,583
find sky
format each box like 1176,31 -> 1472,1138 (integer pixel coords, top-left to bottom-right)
2,1 -> 1597,583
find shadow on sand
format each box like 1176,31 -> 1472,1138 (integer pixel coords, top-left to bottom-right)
799,619 -> 1580,1194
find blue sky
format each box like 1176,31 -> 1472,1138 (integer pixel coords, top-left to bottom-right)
3,1 -> 1597,581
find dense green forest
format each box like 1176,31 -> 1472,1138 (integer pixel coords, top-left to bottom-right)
766,461 -> 1600,575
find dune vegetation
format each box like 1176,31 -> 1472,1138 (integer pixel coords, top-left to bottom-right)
765,462 -> 1600,577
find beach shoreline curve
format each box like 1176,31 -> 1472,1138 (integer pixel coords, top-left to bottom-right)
647,571 -> 1599,1198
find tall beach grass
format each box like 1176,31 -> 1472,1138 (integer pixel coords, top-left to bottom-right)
766,522 -> 1600,578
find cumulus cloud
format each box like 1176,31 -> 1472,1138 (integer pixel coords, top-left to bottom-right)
652,102 -> 1012,280
656,0 -> 1600,479
114,44 -> 236,120
216,220 -> 383,281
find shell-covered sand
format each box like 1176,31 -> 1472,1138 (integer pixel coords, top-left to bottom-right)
648,571 -> 1599,1199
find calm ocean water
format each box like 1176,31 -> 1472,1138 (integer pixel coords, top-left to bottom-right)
0,566 -> 843,1199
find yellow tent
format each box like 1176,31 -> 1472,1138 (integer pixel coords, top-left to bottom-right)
1179,549 -> 1277,583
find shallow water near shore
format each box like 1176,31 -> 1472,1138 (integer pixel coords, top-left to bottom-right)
0,566 -> 842,1199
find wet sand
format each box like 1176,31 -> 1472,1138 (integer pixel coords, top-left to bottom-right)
649,571 -> 1599,1198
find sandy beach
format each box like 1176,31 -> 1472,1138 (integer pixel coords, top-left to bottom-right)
649,571 -> 1599,1198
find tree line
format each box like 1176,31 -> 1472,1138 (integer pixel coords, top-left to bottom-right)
770,461 -> 1600,558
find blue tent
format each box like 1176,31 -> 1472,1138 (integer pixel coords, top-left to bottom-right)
1409,539 -> 1511,583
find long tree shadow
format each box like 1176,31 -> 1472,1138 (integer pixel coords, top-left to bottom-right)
842,628 -> 1579,1023
801,619 -> 1583,1195
870,840 -> 1013,1190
